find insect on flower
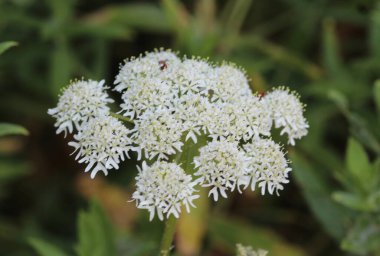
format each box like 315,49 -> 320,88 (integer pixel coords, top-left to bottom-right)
159,59 -> 168,70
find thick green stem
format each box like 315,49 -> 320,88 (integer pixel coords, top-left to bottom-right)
160,215 -> 178,256
110,112 -> 133,124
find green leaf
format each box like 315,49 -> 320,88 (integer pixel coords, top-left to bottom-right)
327,89 -> 348,111
374,80 -> 380,116
0,160 -> 29,181
50,38 -> 72,96
332,191 -> 373,211
347,113 -> 380,156
322,18 -> 344,76
28,237 -> 69,256
237,35 -> 323,80
0,41 -> 18,55
0,123 -> 29,137
341,214 -> 380,254
208,215 -> 305,256
76,200 -> 117,256
290,151 -> 348,240
370,4 -> 380,59
107,3 -> 171,32
346,138 -> 373,191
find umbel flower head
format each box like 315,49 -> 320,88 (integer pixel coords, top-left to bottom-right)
68,115 -> 134,179
48,79 -> 113,136
264,87 -> 309,145
132,161 -> 199,221
48,49 -> 309,221
194,140 -> 250,201
242,138 -> 291,196
236,244 -> 268,256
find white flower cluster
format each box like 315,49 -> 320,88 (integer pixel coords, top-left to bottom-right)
68,115 -> 134,179
48,49 -> 309,220
48,80 -> 113,136
194,140 -> 250,201
242,139 -> 291,196
264,87 -> 309,145
236,244 -> 268,256
132,161 -> 199,221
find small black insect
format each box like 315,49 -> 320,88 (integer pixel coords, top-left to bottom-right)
159,60 -> 168,70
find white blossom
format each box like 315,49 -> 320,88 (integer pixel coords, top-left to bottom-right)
133,107 -> 184,160
68,115 -> 134,179
194,140 -> 250,201
242,138 -> 291,195
119,76 -> 175,118
236,244 -> 268,256
204,97 -> 272,141
132,161 -> 199,221
176,58 -> 216,96
212,63 -> 252,103
48,79 -> 113,136
264,87 -> 309,145
173,93 -> 210,143
114,49 -> 181,93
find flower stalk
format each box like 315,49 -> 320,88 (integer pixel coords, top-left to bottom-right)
160,215 -> 178,256
110,112 -> 133,124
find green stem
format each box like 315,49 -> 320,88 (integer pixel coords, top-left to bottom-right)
158,135 -> 208,255
160,215 -> 178,256
110,112 -> 133,124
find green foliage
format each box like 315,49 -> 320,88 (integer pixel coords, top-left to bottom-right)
345,138 -> 373,192
290,152 -> 348,240
374,80 -> 380,115
75,200 -> 117,256
208,215 -> 305,256
332,137 -> 380,254
29,237 -> 69,256
2,0 -> 380,255
29,200 -> 117,256
0,123 -> 29,137
0,41 -> 17,55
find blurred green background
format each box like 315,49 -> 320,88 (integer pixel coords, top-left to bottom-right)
1,0 -> 380,255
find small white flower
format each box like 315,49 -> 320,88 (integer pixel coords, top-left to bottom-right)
173,93 -> 210,143
48,79 -> 113,136
176,58 -> 216,96
133,107 -> 184,160
212,63 -> 252,102
68,115 -> 134,179
242,138 -> 291,196
132,161 -> 199,221
204,97 -> 271,141
119,76 -> 175,118
264,87 -> 309,145
238,97 -> 272,140
194,140 -> 250,201
114,49 -> 181,93
115,49 -> 181,118
236,244 -> 268,256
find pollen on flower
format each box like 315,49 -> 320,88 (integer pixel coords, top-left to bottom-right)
47,79 -> 113,136
132,161 -> 199,221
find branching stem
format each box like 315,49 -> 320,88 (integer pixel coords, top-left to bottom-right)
110,112 -> 133,124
